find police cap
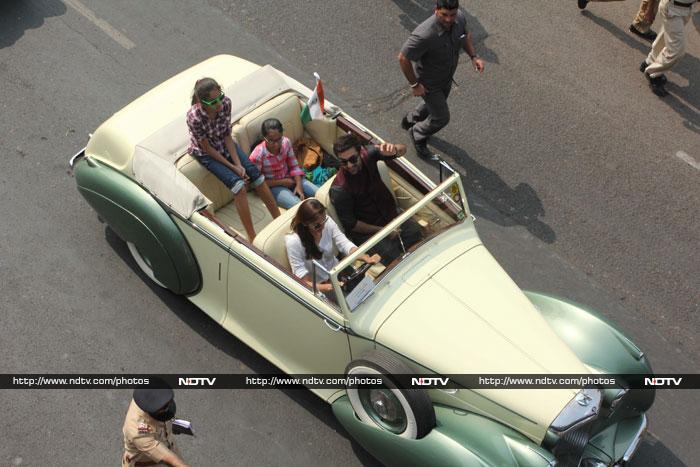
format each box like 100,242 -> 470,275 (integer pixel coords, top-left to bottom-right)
133,388 -> 174,413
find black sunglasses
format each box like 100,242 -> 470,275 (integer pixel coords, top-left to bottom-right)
338,154 -> 360,166
305,215 -> 328,231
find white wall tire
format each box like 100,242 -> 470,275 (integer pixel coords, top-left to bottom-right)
345,351 -> 435,439
127,241 -> 167,289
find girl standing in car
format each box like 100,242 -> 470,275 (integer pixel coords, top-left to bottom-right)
186,78 -> 280,241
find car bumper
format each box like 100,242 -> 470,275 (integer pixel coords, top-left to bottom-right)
579,414 -> 647,466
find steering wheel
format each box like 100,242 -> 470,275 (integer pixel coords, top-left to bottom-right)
340,261 -> 374,293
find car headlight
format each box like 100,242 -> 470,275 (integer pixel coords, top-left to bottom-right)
608,388 -> 628,415
550,388 -> 603,434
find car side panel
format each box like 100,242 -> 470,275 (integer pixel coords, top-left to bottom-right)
222,242 -> 352,400
74,157 -> 200,294
173,217 -> 232,324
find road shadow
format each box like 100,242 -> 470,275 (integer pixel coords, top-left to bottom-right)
0,0 -> 66,49
391,0 -> 499,64
104,226 -> 382,466
582,10 -> 700,134
428,137 -> 556,244
632,433 -> 688,466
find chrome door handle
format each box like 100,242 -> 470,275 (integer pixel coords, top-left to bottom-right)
324,319 -> 342,332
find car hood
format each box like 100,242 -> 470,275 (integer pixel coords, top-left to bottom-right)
374,244 -> 590,436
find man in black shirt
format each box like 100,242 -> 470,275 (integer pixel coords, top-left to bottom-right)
329,134 -> 422,264
398,0 -> 485,159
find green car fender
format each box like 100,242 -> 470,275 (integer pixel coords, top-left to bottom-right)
524,291 -> 654,414
333,396 -> 556,467
524,291 -> 651,374
74,156 -> 200,294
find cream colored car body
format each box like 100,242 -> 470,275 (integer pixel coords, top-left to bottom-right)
79,55 -> 601,446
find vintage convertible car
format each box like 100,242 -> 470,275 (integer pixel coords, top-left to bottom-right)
70,55 -> 654,466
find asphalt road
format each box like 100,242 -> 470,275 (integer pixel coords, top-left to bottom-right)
0,0 -> 698,465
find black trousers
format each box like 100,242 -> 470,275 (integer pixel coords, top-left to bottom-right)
369,218 -> 423,265
407,82 -> 453,144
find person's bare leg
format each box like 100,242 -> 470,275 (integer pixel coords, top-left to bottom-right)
233,188 -> 256,241
255,183 -> 281,218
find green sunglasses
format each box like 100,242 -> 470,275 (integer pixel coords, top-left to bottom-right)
201,91 -> 225,106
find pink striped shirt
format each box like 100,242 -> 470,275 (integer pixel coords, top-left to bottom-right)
249,137 -> 304,180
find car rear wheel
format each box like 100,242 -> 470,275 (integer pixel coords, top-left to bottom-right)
345,351 -> 436,439
127,241 -> 167,288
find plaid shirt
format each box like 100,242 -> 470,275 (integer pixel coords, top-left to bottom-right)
249,137 -> 304,180
186,96 -> 232,158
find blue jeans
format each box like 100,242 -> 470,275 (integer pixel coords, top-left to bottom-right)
198,144 -> 264,194
269,179 -> 318,209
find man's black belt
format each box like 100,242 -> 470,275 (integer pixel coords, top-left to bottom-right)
672,0 -> 694,7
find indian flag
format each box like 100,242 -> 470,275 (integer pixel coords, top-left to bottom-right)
300,72 -> 325,125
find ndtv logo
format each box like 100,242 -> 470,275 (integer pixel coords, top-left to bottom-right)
411,377 -> 449,387
644,377 -> 682,387
178,377 -> 217,387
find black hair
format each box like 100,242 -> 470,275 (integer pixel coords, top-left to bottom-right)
291,199 -> 326,260
191,77 -> 220,105
261,118 -> 284,137
436,0 -> 459,10
333,133 -> 363,156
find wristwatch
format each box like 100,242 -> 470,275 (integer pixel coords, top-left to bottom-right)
469,54 -> 480,60
409,82 -> 420,88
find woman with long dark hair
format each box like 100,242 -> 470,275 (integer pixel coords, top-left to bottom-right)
186,77 -> 280,241
285,199 -> 380,293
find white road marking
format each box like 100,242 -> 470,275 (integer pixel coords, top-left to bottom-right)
62,0 -> 135,50
675,151 -> 700,171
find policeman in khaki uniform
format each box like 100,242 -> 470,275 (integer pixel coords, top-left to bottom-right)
122,388 -> 189,467
641,0 -> 697,96
577,0 -> 661,41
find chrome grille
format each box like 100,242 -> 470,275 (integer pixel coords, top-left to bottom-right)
554,425 -> 593,467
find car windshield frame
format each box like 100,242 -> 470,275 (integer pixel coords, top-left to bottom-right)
327,172 -> 469,319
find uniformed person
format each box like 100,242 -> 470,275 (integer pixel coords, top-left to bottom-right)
577,0 -> 661,41
641,0 -> 697,96
122,388 -> 190,467
398,0 -> 485,160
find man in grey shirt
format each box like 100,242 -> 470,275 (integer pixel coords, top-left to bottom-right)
398,0 -> 485,159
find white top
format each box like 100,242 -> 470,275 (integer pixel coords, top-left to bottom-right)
285,217 -> 356,282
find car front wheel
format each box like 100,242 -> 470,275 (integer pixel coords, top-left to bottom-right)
345,351 -> 436,439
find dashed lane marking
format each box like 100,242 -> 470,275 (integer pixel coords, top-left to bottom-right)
675,151 -> 700,171
62,0 -> 135,50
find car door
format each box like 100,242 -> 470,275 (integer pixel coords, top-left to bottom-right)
174,216 -> 232,325
222,243 -> 351,377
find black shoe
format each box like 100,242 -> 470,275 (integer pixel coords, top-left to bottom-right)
644,70 -> 668,83
400,115 -> 414,131
408,128 -> 435,159
641,62 -> 667,83
578,0 -> 589,10
629,25 -> 657,42
647,76 -> 669,97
